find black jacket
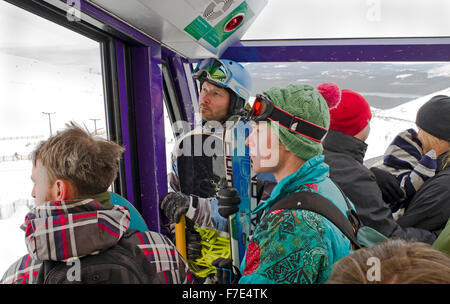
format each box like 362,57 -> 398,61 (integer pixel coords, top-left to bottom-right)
396,154 -> 450,238
323,129 -> 440,244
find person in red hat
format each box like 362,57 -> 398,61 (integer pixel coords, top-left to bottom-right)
321,85 -> 439,243
328,89 -> 372,139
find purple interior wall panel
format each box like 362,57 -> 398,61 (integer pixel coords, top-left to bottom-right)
115,40 -> 135,205
162,49 -> 196,127
77,0 -> 168,231
130,45 -> 166,232
149,45 -> 168,207
222,39 -> 450,63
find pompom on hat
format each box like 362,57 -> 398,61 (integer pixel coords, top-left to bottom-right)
317,82 -> 341,109
328,89 -> 372,137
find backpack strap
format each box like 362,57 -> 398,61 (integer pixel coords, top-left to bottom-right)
332,183 -> 364,233
268,191 -> 361,249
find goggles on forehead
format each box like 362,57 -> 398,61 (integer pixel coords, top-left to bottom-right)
247,94 -> 328,143
193,58 -> 231,86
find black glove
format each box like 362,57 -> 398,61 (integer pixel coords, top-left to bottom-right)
160,192 -> 194,223
370,167 -> 404,205
185,218 -> 202,260
212,258 -> 241,284
217,178 -> 240,218
169,217 -> 202,260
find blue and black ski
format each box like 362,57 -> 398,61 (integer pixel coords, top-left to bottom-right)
223,117 -> 258,268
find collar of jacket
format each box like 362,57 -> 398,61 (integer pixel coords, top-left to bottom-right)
323,129 -> 367,164
253,155 -> 329,214
76,191 -> 112,207
21,198 -> 130,262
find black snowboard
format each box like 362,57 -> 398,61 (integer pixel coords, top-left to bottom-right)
176,133 -> 224,198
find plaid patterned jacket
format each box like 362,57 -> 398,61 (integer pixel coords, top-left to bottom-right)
1,199 -> 196,284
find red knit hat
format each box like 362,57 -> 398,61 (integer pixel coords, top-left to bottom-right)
329,89 -> 372,136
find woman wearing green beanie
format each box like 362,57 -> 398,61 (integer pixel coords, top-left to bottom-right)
238,84 -> 354,284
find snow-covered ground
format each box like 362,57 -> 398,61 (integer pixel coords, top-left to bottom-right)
0,204 -> 30,276
0,160 -> 33,276
366,86 -> 450,161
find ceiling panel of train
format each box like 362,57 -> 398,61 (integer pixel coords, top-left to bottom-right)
86,0 -> 267,58
85,0 -> 450,52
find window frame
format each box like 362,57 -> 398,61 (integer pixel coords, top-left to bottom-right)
161,60 -> 183,137
4,0 -> 128,197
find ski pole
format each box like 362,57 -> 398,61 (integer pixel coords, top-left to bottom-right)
175,215 -> 187,261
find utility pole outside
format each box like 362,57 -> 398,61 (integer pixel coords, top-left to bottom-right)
42,112 -> 56,137
89,118 -> 100,135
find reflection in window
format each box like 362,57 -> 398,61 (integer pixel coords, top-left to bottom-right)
0,1 -> 106,275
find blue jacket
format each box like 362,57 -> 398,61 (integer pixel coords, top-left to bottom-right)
239,155 -> 353,284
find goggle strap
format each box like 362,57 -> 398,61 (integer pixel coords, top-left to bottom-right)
269,106 -> 328,143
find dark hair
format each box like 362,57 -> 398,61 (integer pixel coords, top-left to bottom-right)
32,122 -> 125,196
327,239 -> 450,284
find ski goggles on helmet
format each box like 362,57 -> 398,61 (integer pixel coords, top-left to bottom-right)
247,93 -> 328,143
193,58 -> 231,87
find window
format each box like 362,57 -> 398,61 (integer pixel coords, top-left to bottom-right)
243,61 -> 450,162
161,62 -> 180,179
0,1 -> 106,274
163,103 -> 175,176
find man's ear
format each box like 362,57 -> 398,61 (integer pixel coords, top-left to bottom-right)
52,179 -> 76,201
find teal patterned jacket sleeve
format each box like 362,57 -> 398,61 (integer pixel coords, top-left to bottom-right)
239,208 -> 330,284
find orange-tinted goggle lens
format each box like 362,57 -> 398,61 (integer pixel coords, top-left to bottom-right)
251,98 -> 265,116
248,94 -> 272,121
